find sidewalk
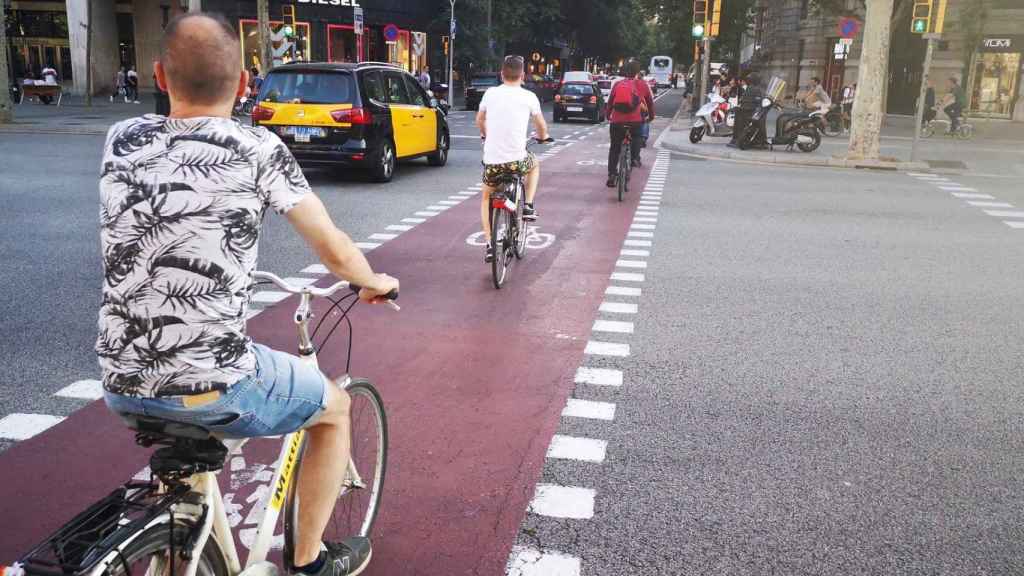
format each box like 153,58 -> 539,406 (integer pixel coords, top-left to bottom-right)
0,92 -> 158,135
659,103 -> 1024,177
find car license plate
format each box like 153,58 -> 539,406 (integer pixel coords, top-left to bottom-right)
567,106 -> 583,112
287,126 -> 325,143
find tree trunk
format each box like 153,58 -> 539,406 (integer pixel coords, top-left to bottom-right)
847,0 -> 894,160
0,0 -> 13,122
85,0 -> 93,106
257,0 -> 272,74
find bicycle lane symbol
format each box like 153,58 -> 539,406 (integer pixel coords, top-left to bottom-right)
466,226 -> 556,250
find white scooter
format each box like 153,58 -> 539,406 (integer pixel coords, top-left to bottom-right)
690,93 -> 735,143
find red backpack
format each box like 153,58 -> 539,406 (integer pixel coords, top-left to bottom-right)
610,79 -> 641,114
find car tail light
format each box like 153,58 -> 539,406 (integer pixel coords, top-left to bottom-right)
330,108 -> 372,124
554,94 -> 561,102
589,96 -> 597,103
252,105 -> 275,122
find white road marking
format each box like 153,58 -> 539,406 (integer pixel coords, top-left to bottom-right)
611,271 -> 645,282
300,264 -> 329,275
355,241 -> 382,250
967,201 -> 1014,208
575,366 -> 623,386
621,249 -> 650,257
506,546 -> 581,576
1004,221 -> 1024,229
415,211 -> 441,217
0,413 -> 65,440
547,435 -> 608,463
939,186 -> 977,191
606,286 -> 641,296
449,195 -> 472,200
616,259 -> 648,268
628,231 -> 654,238
386,224 -> 415,232
55,379 -> 104,400
634,217 -> 658,222
600,301 -> 638,314
426,205 -> 451,211
438,200 -> 461,205
562,398 -> 616,421
950,193 -> 995,199
593,319 -> 635,334
630,224 -> 657,230
585,340 -> 630,357
402,217 -> 427,224
283,277 -> 316,287
984,210 -> 1024,218
252,290 -> 289,303
529,484 -> 596,519
369,233 -> 398,240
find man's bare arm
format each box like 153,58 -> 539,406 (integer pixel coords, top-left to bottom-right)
532,111 -> 550,141
286,194 -> 398,299
476,109 -> 487,139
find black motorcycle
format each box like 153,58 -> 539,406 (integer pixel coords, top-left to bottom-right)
738,96 -> 822,153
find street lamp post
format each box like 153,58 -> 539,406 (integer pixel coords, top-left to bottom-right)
448,0 -> 455,109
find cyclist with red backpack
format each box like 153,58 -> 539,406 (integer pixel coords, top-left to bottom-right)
605,60 -> 655,188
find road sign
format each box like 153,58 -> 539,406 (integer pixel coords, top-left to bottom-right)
838,17 -> 861,39
450,17 -> 457,38
412,32 -> 426,57
353,6 -> 363,35
383,23 -> 399,43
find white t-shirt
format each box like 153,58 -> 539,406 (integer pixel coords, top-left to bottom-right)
479,84 -> 541,165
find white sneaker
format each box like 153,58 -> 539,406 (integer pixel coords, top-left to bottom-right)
134,100 -> 140,104
109,95 -> 114,102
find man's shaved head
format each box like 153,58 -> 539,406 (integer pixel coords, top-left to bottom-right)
160,13 -> 241,105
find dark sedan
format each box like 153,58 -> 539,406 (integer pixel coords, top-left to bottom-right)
553,81 -> 604,123
465,73 -> 499,110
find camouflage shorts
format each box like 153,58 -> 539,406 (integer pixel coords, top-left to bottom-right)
482,153 -> 537,187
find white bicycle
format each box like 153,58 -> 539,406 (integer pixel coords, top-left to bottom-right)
9,272 -> 394,576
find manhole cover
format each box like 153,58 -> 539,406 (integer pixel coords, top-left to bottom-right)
926,159 -> 967,169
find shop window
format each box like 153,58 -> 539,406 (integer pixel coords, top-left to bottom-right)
328,25 -> 358,63
970,52 -> 1020,118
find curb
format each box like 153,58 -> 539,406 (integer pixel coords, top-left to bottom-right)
0,124 -> 107,136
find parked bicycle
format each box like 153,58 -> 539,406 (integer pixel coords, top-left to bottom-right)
8,272 -> 395,576
488,137 -> 554,289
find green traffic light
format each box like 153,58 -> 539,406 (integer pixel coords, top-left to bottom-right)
283,25 -> 294,37
912,18 -> 927,33
692,24 -> 705,38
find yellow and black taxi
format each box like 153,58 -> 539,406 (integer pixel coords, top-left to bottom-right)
252,62 -> 450,183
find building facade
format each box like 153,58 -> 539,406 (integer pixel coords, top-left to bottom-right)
4,0 -> 447,95
741,0 -> 1024,121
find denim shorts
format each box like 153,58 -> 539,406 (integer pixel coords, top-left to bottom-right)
104,343 -> 328,439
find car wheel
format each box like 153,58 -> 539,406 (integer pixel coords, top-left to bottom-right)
370,139 -> 396,183
427,131 -> 449,166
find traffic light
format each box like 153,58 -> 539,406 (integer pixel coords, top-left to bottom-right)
282,4 -> 296,31
442,35 -> 450,55
709,0 -> 722,37
911,0 -> 932,34
693,0 -> 707,37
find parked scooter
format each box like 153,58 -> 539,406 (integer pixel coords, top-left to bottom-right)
737,96 -> 821,153
690,93 -> 735,143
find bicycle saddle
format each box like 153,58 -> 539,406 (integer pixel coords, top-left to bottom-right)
118,412 -> 213,441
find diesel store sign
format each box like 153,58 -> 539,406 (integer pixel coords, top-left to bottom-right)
980,36 -> 1024,53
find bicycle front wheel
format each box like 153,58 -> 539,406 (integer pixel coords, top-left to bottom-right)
513,182 -> 528,260
958,124 -> 974,139
490,206 -> 511,288
105,520 -> 228,576
285,379 -> 388,561
617,146 -> 629,202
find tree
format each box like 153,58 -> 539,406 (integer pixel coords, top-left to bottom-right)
1,2 -> 13,122
847,0 -> 894,161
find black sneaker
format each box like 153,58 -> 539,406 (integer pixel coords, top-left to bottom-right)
631,158 -> 642,168
523,203 -> 537,221
485,244 -> 495,263
606,175 -> 617,188
298,539 -> 372,576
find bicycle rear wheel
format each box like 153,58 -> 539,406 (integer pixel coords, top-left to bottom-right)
958,124 -> 974,139
284,380 -> 387,566
617,145 -> 628,202
104,520 -> 228,576
513,180 -> 528,259
921,123 -> 935,138
490,205 -> 511,288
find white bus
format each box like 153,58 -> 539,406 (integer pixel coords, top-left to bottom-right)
649,55 -> 673,87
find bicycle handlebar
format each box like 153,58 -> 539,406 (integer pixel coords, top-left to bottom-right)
253,271 -> 400,310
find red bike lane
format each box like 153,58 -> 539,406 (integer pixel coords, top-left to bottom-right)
0,126 -> 660,573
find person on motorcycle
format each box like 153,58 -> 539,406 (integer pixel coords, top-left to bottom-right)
605,59 -> 655,187
729,73 -> 763,148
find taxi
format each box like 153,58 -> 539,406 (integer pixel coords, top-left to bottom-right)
253,62 -> 450,183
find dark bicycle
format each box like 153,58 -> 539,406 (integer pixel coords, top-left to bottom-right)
615,128 -> 633,202
488,137 -> 554,289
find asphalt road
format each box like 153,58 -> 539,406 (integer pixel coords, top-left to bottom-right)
4,88 -> 1024,575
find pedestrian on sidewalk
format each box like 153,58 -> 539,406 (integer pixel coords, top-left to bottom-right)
729,73 -> 763,148
126,66 -> 140,104
841,82 -> 856,134
923,79 -> 936,127
418,66 -> 431,90
110,67 -> 127,103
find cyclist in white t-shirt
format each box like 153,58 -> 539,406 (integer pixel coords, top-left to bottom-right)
475,55 -> 550,263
